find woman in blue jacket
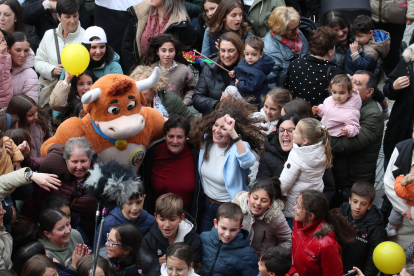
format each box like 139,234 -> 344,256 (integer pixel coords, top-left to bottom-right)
189,99 -> 267,232
263,6 -> 309,88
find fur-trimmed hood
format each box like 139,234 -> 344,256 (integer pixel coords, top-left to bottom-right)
232,190 -> 284,232
403,44 -> 414,62
313,222 -> 335,238
401,173 -> 414,186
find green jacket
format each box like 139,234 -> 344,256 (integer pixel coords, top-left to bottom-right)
247,0 -> 286,37
158,91 -> 194,118
185,0 -> 203,18
330,98 -> 384,189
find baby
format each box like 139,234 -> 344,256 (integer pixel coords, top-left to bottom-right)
313,74 -> 361,137
229,36 -> 274,105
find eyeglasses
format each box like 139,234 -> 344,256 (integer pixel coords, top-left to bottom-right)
294,200 -> 310,213
106,233 -> 122,248
277,127 -> 295,134
287,21 -> 301,33
166,266 -> 188,274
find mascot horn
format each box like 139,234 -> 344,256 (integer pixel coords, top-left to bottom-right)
84,160 -> 142,276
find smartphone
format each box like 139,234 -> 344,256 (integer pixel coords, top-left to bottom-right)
343,271 -> 358,276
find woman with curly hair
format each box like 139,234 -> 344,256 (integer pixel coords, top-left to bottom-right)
190,100 -> 267,232
129,65 -> 193,118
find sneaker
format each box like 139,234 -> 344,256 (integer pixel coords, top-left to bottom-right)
383,109 -> 391,120
385,226 -> 397,237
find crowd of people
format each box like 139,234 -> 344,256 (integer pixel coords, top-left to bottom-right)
0,0 -> 414,275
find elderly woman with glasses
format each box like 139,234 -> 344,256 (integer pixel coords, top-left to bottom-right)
257,114 -> 336,228
263,6 -> 310,89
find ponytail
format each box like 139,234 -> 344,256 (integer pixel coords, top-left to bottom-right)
320,125 -> 332,169
12,209 -> 67,248
301,189 -> 357,244
298,118 -> 332,169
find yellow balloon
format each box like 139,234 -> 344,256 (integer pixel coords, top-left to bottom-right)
373,241 -> 406,274
61,43 -> 90,77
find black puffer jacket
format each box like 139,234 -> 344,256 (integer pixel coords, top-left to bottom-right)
142,212 -> 202,264
192,61 -> 236,115
99,246 -> 159,276
330,98 -> 384,191
339,203 -> 386,276
257,131 -> 336,203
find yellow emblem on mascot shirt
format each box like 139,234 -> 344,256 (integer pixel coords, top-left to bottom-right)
115,139 -> 128,151
130,149 -> 145,167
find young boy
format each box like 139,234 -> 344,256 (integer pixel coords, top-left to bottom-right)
142,193 -> 202,267
339,181 -> 386,276
95,183 -> 155,247
345,15 -> 391,118
200,202 -> 259,276
229,36 -> 275,105
258,246 -> 292,276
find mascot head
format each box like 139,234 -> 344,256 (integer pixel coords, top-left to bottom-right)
81,68 -> 160,140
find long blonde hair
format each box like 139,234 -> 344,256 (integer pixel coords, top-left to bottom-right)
298,118 -> 332,168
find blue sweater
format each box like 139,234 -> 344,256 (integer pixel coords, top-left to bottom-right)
200,227 -> 259,276
198,141 -> 256,200
94,207 -> 155,248
234,54 -> 275,104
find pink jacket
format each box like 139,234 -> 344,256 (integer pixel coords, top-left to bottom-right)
0,53 -> 13,112
11,49 -> 38,103
317,90 -> 362,137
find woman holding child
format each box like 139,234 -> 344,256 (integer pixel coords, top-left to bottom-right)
190,101 -> 266,232
193,32 -> 243,115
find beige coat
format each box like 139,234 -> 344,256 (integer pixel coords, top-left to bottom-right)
50,80 -> 72,112
232,191 -> 292,255
132,0 -> 188,57
0,168 -> 32,269
370,0 -> 414,23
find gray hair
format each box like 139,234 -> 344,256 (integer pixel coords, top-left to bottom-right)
63,137 -> 95,161
150,0 -> 189,22
354,70 -> 377,90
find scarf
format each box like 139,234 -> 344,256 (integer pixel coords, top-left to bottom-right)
153,92 -> 169,118
272,32 -> 303,54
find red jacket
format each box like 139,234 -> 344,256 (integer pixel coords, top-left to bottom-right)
290,219 -> 343,276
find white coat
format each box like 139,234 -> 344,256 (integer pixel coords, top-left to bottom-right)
279,142 -> 326,217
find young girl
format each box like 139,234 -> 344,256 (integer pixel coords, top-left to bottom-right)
201,0 -> 252,59
313,74 -> 362,137
50,69 -> 97,113
21,255 -> 59,276
105,223 -> 144,276
291,189 -> 357,276
5,94 -> 51,158
77,255 -> 112,276
41,196 -> 91,248
7,32 -> 38,103
279,118 -> 332,226
254,88 -> 292,134
232,177 -> 291,255
59,26 -> 123,80
140,34 -> 196,106
195,0 -> 221,51
161,243 -> 200,276
34,209 -> 87,270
